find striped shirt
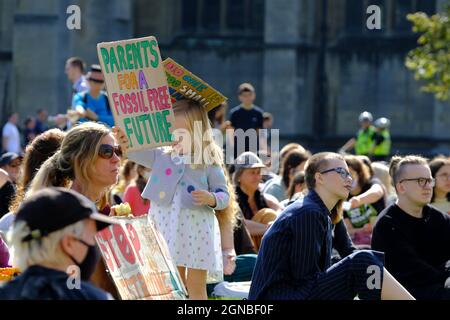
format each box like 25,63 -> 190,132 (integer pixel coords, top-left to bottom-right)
248,189 -> 333,299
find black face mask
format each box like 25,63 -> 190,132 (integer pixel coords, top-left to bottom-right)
69,238 -> 100,281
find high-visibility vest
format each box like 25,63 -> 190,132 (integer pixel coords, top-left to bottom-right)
373,129 -> 391,156
355,126 -> 374,155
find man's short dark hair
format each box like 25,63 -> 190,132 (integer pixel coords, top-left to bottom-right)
66,57 -> 85,73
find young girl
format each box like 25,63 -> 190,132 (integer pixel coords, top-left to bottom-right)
117,99 -> 230,300
123,164 -> 151,216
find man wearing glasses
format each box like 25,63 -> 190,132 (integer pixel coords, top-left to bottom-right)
372,155 -> 450,300
249,152 -> 414,300
70,65 -> 114,128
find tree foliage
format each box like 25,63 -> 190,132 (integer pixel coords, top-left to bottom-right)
405,5 -> 450,101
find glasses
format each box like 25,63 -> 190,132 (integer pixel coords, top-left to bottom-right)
98,144 -> 122,159
400,177 -> 435,188
320,167 -> 352,179
88,78 -> 105,84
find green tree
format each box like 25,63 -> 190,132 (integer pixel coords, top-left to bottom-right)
405,5 -> 450,101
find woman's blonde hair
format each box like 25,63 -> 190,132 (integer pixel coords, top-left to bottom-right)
372,161 -> 395,196
9,220 -> 85,271
28,122 -> 111,198
171,99 -> 223,168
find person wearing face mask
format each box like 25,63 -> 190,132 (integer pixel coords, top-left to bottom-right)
123,165 -> 151,216
0,188 -> 117,300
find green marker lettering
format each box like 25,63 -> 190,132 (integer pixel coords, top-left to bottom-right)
161,110 -> 172,142
100,48 -> 110,73
141,40 -> 150,68
155,111 -> 167,142
117,45 -> 127,71
149,39 -> 159,68
123,118 -> 134,148
109,47 -> 119,73
131,116 -> 143,145
138,114 -> 151,144
125,43 -> 134,70
131,42 -> 143,69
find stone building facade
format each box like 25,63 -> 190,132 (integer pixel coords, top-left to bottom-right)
0,0 -> 449,154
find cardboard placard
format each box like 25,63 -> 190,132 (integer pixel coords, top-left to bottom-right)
97,36 -> 175,152
95,216 -> 187,300
163,58 -> 227,112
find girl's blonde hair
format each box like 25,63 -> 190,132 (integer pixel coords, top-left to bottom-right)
215,166 -> 238,230
28,122 -> 111,199
171,99 -> 223,168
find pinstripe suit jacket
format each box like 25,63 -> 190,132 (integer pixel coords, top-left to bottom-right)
248,189 -> 333,299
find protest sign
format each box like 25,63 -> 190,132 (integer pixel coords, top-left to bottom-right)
95,216 -> 187,300
163,58 -> 227,112
97,36 -> 175,152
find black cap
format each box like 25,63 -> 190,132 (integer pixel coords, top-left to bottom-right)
0,152 -> 20,167
15,187 -> 117,242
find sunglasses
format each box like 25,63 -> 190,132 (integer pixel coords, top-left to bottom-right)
98,144 -> 122,159
320,167 -> 352,179
88,78 -> 105,84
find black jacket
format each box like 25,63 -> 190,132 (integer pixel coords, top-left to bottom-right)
372,204 -> 450,300
0,265 -> 110,300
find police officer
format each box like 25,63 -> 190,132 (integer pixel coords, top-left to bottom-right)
340,111 -> 375,157
371,117 -> 391,162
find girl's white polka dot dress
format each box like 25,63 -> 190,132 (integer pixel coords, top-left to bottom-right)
148,183 -> 223,284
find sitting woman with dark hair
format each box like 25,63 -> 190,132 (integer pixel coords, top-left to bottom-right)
280,171 -> 306,208
233,152 -> 281,251
344,155 -> 386,246
429,156 -> 450,214
263,149 -> 311,202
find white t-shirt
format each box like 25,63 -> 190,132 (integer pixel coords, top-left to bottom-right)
2,122 -> 21,153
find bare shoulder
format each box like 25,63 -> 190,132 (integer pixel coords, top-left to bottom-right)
0,169 -> 11,187
264,193 -> 282,211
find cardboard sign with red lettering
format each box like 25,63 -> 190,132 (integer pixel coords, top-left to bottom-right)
163,58 -> 227,112
95,216 -> 187,300
97,36 -> 175,152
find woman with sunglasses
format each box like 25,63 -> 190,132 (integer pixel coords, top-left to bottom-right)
249,152 -> 414,300
28,122 -> 121,203
26,121 -> 121,297
429,157 -> 450,215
